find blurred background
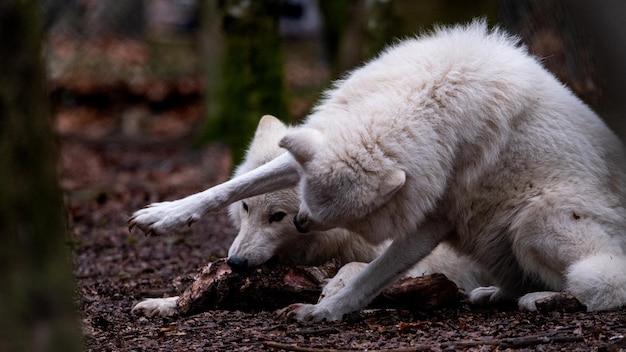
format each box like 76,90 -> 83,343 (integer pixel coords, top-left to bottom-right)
41,0 -> 626,162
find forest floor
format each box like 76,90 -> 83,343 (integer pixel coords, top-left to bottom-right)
54,38 -> 626,352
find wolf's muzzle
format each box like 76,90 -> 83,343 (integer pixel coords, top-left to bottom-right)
293,214 -> 310,233
227,256 -> 249,271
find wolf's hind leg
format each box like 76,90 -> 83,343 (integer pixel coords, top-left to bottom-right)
564,253 -> 626,311
516,254 -> 626,311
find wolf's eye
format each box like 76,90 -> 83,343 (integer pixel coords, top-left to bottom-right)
269,212 -> 286,223
242,202 -> 249,212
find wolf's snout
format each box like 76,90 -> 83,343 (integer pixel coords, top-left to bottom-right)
293,214 -> 310,233
227,256 -> 249,271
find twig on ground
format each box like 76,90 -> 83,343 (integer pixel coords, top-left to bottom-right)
264,333 -> 585,351
496,334 -> 584,348
288,327 -> 340,336
263,341 -> 431,352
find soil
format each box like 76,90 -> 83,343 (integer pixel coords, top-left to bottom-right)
60,117 -> 626,352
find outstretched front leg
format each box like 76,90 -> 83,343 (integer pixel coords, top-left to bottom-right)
279,220 -> 450,321
129,153 -> 300,236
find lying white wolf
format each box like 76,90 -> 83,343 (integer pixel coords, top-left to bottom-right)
225,116 -> 385,268
132,115 -> 488,317
130,21 -> 626,321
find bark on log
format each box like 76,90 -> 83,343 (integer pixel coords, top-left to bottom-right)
371,273 -> 461,311
177,259 -> 341,316
176,259 -> 461,316
535,292 -> 587,313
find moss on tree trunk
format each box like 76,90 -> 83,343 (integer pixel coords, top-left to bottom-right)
0,1 -> 81,351
197,0 -> 287,165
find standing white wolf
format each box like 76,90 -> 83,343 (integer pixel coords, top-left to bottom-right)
130,21 -> 626,321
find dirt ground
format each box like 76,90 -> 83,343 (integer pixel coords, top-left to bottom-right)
58,110 -> 626,352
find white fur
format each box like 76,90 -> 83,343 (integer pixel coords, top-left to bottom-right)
226,116 -> 387,267
131,21 -> 626,321
131,296 -> 178,317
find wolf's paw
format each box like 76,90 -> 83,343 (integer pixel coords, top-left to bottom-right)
128,199 -> 201,236
319,280 -> 345,303
131,297 -> 179,317
276,303 -> 344,322
469,286 -> 503,305
518,291 -> 587,313
319,262 -> 366,302
517,291 -> 558,311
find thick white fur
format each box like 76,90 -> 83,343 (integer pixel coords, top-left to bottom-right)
131,21 -> 626,321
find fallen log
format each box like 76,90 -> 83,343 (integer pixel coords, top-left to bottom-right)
370,273 -> 461,311
176,259 -> 340,316
175,258 -> 461,316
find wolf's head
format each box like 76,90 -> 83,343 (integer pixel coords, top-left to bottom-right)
227,116 -> 316,269
227,188 -> 304,269
279,127 -> 406,233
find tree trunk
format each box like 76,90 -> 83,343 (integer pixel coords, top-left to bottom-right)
196,0 -> 287,165
0,1 -> 81,351
499,0 -> 600,105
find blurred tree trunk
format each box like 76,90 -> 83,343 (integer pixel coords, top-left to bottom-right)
0,1 -> 81,351
319,0 -> 390,78
319,0 -> 367,77
320,0 -> 498,80
499,0 -> 600,105
197,0 -> 287,165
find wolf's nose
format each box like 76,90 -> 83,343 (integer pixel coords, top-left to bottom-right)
227,256 -> 249,271
293,214 -> 310,233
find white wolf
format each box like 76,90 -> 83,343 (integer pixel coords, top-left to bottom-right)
130,21 -> 626,321
225,116 -> 385,268
132,115 -> 488,317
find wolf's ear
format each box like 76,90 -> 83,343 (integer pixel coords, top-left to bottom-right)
247,115 -> 288,151
371,169 -> 406,208
254,115 -> 287,139
380,169 -> 406,195
279,128 -> 324,165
